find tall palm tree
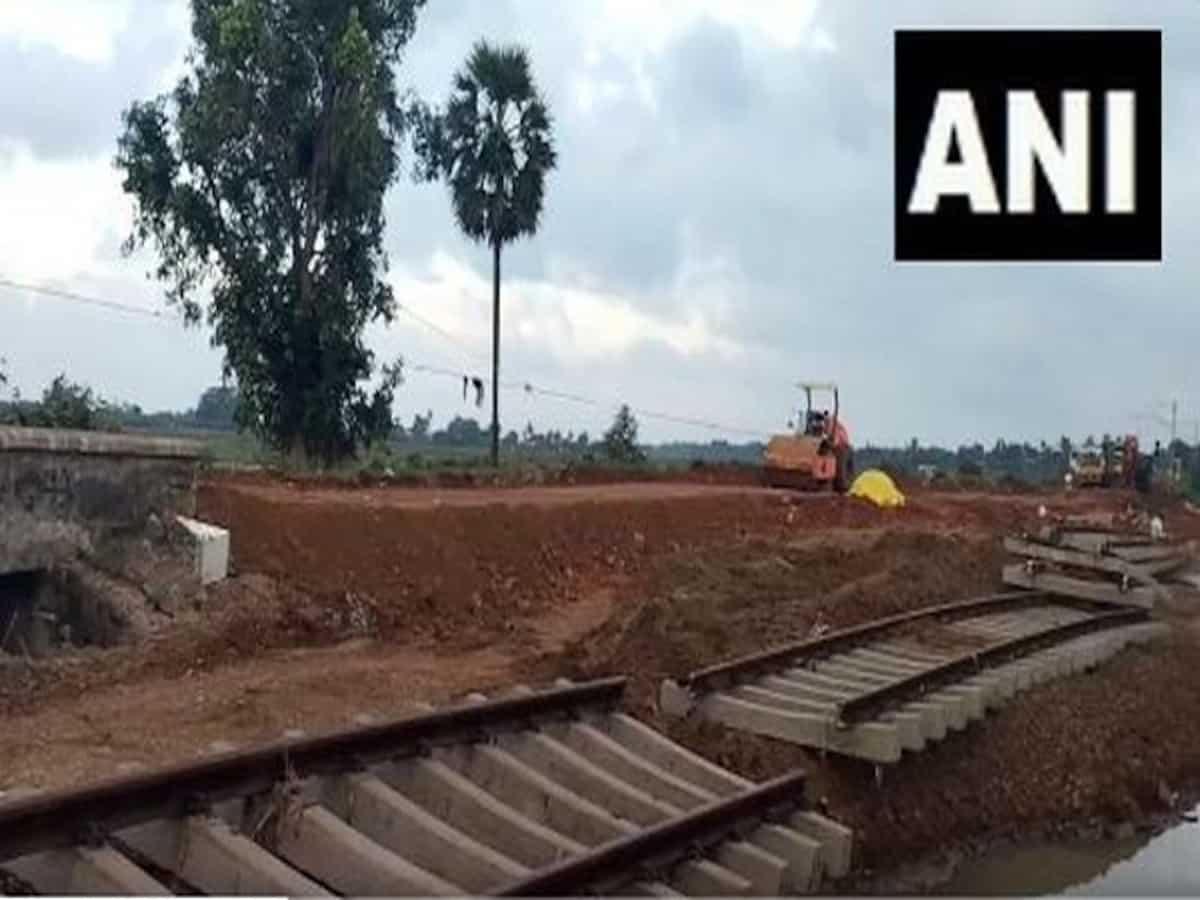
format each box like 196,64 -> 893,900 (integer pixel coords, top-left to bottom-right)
422,41 -> 557,467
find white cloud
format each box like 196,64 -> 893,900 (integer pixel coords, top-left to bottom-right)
151,1 -> 193,92
570,75 -> 629,116
586,0 -> 820,55
0,0 -> 133,63
514,284 -> 746,363
0,140 -> 131,284
389,249 -> 752,369
1,0 -> 1197,447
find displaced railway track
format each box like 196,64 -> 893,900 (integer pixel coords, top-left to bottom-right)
661,591 -> 1166,763
0,678 -> 850,897
1001,529 -> 1193,607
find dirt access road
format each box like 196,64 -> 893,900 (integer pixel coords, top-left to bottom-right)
2,475 -> 1197,883
220,480 -> 775,507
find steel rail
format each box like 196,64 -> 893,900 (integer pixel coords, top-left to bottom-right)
835,607 -> 1148,724
1051,530 -> 1187,558
1108,543 -> 1186,563
491,770 -> 808,896
0,676 -> 626,864
681,591 -> 1054,692
1051,519 -> 1130,536
1004,537 -> 1160,585
1049,530 -> 1179,558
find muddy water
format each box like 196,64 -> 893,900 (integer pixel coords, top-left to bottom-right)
937,807 -> 1200,896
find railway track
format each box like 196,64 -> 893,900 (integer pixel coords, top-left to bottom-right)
0,678 -> 851,897
1001,528 -> 1193,607
660,592 -> 1166,764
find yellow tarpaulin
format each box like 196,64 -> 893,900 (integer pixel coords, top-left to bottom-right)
848,469 -> 906,508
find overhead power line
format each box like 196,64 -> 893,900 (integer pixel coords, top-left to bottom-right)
391,290 -> 771,437
394,302 -> 487,366
407,362 -> 466,380
1,275 -> 772,440
409,362 -> 768,438
0,276 -> 170,320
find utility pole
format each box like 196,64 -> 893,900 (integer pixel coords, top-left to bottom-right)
1171,400 -> 1178,446
490,237 -> 501,469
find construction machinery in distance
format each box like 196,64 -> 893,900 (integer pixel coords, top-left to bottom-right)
763,381 -> 854,492
1071,444 -> 1106,488
1070,434 -> 1139,489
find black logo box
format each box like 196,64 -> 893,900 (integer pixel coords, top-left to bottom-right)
894,30 -> 1161,262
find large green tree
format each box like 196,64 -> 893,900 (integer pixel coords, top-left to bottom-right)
602,404 -> 646,464
194,384 -> 240,429
116,0 -> 423,464
414,40 -> 557,466
36,375 -> 105,431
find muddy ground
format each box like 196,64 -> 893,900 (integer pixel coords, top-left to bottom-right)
2,476 -> 1198,886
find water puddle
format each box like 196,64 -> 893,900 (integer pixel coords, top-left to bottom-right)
937,807 -> 1200,896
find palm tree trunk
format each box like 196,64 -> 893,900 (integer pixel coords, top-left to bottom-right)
490,238 -> 501,468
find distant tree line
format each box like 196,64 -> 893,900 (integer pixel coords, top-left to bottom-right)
0,374 -> 109,430
2,361 -> 1197,494
856,436 -> 1200,492
0,370 -> 240,434
390,404 -> 644,464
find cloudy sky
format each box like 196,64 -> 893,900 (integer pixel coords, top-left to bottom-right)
1,0 -> 1197,447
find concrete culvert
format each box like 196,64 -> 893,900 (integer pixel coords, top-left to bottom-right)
0,564 -> 163,658
0,570 -> 50,656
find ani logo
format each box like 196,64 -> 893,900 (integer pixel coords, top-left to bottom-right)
894,30 -> 1161,262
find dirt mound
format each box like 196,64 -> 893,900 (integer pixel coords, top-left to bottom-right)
526,530 -> 1007,713
0,574 -> 359,717
197,481 -> 933,654
9,483 -> 1012,720
182,575 -> 365,658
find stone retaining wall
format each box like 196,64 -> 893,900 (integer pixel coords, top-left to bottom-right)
0,426 -> 204,575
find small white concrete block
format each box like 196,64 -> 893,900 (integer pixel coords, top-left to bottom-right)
176,515 -> 230,585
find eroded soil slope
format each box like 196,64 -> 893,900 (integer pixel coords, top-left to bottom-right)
194,478 -> 1102,652
523,514 -> 1200,872
197,481 -> 908,649
528,529 -> 1007,711
3,476 -> 1197,880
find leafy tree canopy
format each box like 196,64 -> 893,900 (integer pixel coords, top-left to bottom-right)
195,384 -> 240,429
603,404 -> 646,464
116,0 -> 423,463
413,40 -> 557,248
0,375 -> 111,430
38,375 -> 103,430
412,40 -> 556,465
